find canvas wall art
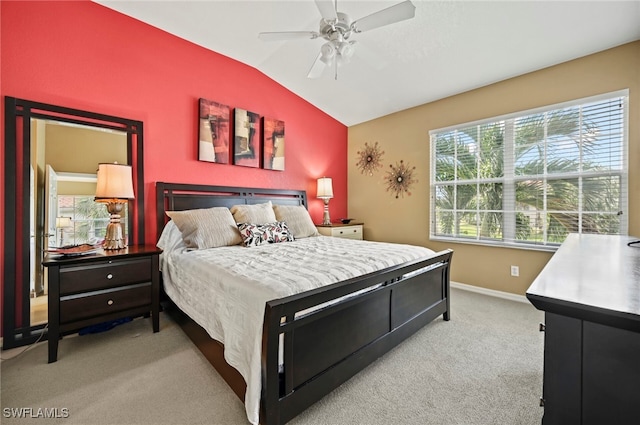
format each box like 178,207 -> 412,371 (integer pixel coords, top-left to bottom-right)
198,98 -> 230,164
234,108 -> 261,168
263,117 -> 285,171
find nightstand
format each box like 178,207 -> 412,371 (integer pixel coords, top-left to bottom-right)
43,245 -> 162,363
316,223 -> 364,240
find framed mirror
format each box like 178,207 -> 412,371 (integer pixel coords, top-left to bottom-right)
3,97 -> 145,349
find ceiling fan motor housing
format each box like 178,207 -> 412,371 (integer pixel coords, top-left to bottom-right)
319,12 -> 353,41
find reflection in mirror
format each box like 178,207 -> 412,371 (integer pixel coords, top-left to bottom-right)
3,97 -> 144,350
29,120 -> 127,326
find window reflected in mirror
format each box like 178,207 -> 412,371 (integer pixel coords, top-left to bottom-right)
57,195 -> 127,246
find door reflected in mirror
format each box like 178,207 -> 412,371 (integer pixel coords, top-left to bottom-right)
29,119 -> 127,326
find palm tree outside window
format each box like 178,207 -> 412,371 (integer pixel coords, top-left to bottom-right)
430,90 -> 628,250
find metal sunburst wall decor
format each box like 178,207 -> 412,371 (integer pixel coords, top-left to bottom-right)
356,142 -> 385,176
385,160 -> 417,198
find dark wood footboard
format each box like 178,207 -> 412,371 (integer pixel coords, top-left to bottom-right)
261,250 -> 452,425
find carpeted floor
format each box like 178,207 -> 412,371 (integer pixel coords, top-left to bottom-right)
1,288 -> 544,425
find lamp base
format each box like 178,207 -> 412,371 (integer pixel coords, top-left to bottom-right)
103,222 -> 127,250
321,198 -> 331,225
102,202 -> 127,250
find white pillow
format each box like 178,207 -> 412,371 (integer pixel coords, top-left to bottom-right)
156,220 -> 186,252
272,204 -> 319,238
166,207 -> 242,249
230,201 -> 277,224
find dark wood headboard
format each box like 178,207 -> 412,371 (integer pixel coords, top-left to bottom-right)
156,182 -> 308,237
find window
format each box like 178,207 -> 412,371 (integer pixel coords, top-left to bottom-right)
430,90 -> 628,250
58,195 -> 128,246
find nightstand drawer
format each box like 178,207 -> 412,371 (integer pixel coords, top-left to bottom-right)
332,226 -> 363,239
60,283 -> 152,323
317,224 -> 364,240
59,258 -> 152,295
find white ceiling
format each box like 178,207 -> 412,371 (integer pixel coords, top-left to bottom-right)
95,1 -> 640,126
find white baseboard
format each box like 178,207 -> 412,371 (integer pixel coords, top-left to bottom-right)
451,281 -> 529,304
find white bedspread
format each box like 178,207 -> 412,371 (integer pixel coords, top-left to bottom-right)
159,229 -> 435,425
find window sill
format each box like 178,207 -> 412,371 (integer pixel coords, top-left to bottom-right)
429,235 -> 560,253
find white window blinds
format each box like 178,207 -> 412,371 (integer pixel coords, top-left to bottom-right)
430,90 -> 628,250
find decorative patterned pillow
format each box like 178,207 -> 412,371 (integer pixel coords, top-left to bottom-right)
273,204 -> 319,238
230,201 -> 277,224
237,221 -> 295,247
166,207 -> 242,249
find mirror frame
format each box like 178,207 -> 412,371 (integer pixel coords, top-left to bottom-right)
3,96 -> 145,349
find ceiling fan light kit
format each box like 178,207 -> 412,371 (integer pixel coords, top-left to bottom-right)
259,0 -> 416,80
320,42 -> 336,64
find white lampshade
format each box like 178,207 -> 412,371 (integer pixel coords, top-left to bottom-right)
95,163 -> 135,200
55,216 -> 72,228
317,177 -> 334,199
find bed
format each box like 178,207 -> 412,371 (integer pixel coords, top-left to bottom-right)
155,182 -> 453,425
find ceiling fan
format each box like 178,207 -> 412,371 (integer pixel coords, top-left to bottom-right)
258,0 -> 416,79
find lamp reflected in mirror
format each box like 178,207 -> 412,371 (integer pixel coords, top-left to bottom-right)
95,163 -> 135,250
55,216 -> 72,247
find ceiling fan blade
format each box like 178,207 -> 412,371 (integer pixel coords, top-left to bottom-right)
258,31 -> 319,41
314,0 -> 338,22
307,52 -> 326,79
351,0 -> 416,33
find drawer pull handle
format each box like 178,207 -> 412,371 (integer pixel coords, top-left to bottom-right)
107,299 -> 114,306
107,273 -> 113,280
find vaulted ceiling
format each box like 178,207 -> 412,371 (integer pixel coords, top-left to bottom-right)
96,1 -> 640,126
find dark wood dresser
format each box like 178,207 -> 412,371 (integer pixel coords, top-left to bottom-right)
43,245 -> 162,363
526,233 -> 640,425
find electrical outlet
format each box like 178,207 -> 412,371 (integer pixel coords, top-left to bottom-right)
510,265 -> 520,277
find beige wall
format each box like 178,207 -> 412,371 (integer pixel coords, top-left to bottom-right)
58,181 -> 97,196
44,124 -> 127,174
348,41 -> 640,295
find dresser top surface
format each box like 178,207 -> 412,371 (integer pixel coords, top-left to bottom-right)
43,244 -> 162,266
527,233 -> 640,319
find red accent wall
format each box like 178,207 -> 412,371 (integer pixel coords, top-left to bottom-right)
0,0 -> 347,333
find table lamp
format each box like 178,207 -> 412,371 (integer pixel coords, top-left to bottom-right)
55,216 -> 72,246
317,177 -> 334,225
95,162 -> 134,250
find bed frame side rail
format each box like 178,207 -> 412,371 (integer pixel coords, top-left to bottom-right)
261,249 -> 453,425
